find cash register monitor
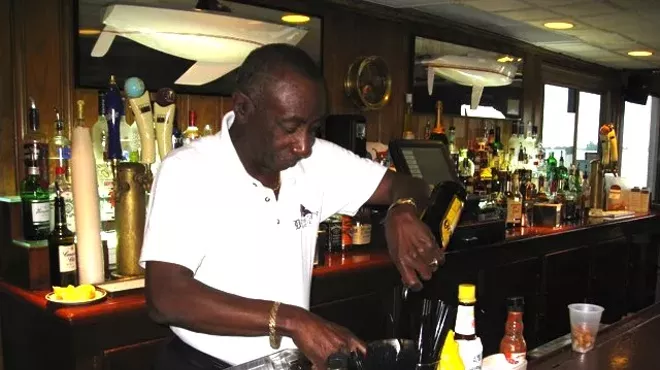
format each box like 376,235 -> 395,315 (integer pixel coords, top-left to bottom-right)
388,139 -> 460,187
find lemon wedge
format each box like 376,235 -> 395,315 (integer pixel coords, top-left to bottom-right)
52,284 -> 96,301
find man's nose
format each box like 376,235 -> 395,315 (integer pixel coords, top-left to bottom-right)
292,134 -> 313,159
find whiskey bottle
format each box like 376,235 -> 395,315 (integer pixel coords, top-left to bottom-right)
21,160 -> 51,240
49,186 -> 78,286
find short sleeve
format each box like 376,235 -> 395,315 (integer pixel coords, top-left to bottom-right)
139,156 -> 205,272
311,140 -> 388,221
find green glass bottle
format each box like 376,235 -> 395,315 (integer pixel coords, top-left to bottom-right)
21,160 -> 51,240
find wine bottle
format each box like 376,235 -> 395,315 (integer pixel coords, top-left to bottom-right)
49,185 -> 78,286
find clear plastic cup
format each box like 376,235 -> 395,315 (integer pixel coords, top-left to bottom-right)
568,303 -> 604,353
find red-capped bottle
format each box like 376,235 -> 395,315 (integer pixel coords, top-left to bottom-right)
500,296 -> 527,365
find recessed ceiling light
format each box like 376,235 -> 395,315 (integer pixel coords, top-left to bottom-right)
543,22 -> 574,30
628,50 -> 653,57
281,14 -> 310,24
78,29 -> 101,35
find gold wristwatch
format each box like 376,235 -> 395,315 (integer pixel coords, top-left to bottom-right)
269,301 -> 282,349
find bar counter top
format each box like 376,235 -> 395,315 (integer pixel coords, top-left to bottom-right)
530,301 -> 660,370
0,246 -> 395,324
0,212 -> 655,325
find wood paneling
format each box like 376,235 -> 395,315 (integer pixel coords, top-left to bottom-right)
322,9 -> 410,142
0,0 -> 16,195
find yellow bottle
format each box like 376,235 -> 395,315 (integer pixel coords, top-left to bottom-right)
438,330 -> 465,370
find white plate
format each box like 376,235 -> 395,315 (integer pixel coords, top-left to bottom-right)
45,288 -> 107,306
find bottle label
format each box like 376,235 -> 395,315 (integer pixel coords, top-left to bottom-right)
506,352 -> 526,365
440,196 -> 464,248
56,147 -> 72,160
352,224 -> 371,245
62,190 -> 76,232
456,338 -> 483,370
31,201 -> 51,223
455,305 -> 476,336
59,244 -> 77,273
506,200 -> 522,224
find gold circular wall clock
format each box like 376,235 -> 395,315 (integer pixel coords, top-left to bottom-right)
344,56 -> 392,110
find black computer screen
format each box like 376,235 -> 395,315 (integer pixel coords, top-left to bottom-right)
389,140 -> 459,187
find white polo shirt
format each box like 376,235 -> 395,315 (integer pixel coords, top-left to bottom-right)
140,111 -> 387,365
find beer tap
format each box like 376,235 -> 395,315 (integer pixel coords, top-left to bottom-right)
105,75 -> 124,186
124,76 -> 156,191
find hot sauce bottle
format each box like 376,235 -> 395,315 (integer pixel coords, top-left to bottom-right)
500,296 -> 527,365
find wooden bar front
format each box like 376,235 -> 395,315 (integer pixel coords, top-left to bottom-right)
0,213 -> 658,369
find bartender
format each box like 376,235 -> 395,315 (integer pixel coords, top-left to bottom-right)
140,44 -> 443,370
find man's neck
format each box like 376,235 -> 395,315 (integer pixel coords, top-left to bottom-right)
229,125 -> 279,186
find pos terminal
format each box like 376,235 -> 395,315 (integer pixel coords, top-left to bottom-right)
388,140 -> 505,250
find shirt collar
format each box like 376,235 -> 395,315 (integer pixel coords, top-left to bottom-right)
219,111 -> 303,187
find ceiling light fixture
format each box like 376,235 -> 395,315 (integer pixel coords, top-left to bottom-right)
628,50 -> 653,57
281,14 -> 310,24
497,56 -> 515,63
91,4 -> 309,86
543,22 -> 574,30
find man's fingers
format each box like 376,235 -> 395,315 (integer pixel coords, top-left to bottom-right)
398,263 -> 422,291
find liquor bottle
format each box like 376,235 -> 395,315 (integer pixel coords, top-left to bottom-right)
24,97 -> 50,187
21,160 -> 51,240
500,297 -> 527,365
506,174 -> 522,229
421,178 -> 467,250
48,108 -> 71,181
48,185 -> 78,286
52,166 -> 75,232
351,206 -> 372,247
455,283 -> 483,370
202,124 -> 214,137
557,151 -> 569,183
402,93 -> 415,139
429,101 -> 449,146
448,123 -> 459,171
172,118 -> 183,149
183,110 -> 200,145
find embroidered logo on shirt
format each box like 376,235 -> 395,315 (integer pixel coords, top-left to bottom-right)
294,204 -> 318,230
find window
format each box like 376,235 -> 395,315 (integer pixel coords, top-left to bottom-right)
541,84 -> 601,172
621,96 -> 657,189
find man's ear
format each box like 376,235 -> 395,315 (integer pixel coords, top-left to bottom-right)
232,91 -> 254,124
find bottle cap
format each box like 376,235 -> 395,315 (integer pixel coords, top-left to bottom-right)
458,283 -> 476,303
507,296 -> 525,312
55,166 -> 65,176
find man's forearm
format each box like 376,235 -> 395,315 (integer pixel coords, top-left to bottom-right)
367,170 -> 430,215
146,263 -> 303,338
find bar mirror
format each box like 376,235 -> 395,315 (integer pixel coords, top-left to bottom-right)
411,36 -> 524,120
75,0 -> 322,95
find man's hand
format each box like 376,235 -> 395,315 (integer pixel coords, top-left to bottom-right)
290,310 -> 366,370
384,204 -> 444,291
